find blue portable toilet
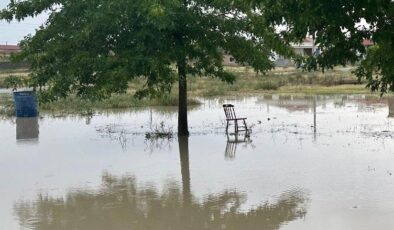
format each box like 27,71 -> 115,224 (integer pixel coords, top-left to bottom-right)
13,91 -> 38,117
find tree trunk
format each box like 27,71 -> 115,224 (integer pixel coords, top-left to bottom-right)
179,136 -> 191,228
178,136 -> 191,206
177,59 -> 189,136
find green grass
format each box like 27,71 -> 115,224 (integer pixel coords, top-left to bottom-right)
0,93 -> 202,117
0,66 -> 383,117
0,68 -> 30,88
40,94 -> 201,111
277,85 -> 371,95
253,81 -> 281,90
186,66 -> 369,97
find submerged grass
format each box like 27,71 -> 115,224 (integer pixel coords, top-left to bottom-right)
0,66 -> 381,117
40,94 -> 201,111
276,85 -> 370,95
0,92 -> 202,117
145,121 -> 174,140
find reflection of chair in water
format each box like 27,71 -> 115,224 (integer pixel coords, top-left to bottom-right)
225,132 -> 250,160
223,104 -> 249,134
16,117 -> 39,140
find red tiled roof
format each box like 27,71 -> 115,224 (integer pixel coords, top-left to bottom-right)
0,45 -> 20,54
362,39 -> 374,46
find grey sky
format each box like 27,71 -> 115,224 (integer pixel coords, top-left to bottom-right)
0,0 -> 48,45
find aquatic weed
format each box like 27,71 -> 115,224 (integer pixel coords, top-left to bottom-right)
145,122 -> 174,140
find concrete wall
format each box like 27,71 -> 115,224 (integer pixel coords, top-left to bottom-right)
223,54 -> 240,66
274,58 -> 292,67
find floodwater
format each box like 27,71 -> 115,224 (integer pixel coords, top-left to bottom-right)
1,94 -> 394,230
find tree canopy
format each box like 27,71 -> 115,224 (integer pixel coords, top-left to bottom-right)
0,0 -> 293,135
1,0 -> 393,135
252,0 -> 393,93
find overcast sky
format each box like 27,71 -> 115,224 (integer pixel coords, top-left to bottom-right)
0,0 -> 48,45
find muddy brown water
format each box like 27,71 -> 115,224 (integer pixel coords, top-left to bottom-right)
1,94 -> 394,230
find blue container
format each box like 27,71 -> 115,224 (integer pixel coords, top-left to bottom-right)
13,91 -> 38,117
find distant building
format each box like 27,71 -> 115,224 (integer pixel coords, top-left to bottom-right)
0,44 -> 21,56
362,39 -> 374,48
273,37 -> 319,67
291,37 -> 319,57
0,44 -> 27,69
223,54 -> 238,66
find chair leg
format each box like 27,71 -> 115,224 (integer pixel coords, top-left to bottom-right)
234,120 -> 238,133
225,120 -> 229,133
234,132 -> 239,142
243,119 -> 248,132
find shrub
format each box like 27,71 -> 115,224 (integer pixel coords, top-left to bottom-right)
254,81 -> 280,90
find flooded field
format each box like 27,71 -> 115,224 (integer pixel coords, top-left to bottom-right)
1,94 -> 394,229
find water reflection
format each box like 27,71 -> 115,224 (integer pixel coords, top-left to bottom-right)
14,174 -> 308,230
258,95 -> 318,112
16,117 -> 39,140
4,94 -> 394,229
257,94 -> 386,113
225,133 -> 252,160
14,137 -> 308,230
179,136 -> 191,207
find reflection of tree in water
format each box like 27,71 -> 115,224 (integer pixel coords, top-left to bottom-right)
15,137 -> 308,229
14,173 -> 308,230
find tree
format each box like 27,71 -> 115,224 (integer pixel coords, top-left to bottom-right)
14,173 -> 308,230
0,0 -> 293,136
251,0 -> 393,94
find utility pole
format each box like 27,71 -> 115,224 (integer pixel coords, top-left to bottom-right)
313,96 -> 317,142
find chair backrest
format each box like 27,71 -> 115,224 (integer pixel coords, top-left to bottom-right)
223,104 -> 237,119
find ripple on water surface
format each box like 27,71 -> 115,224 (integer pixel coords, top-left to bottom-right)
1,95 -> 394,230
